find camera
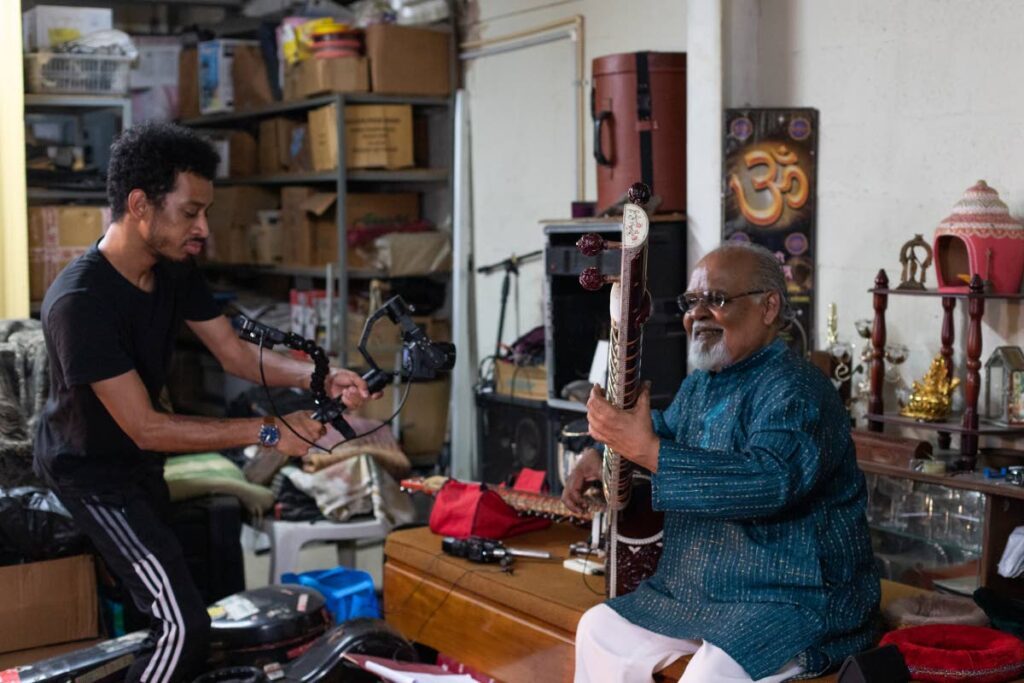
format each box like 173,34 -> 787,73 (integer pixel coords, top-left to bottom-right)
234,295 -> 455,441
358,296 -> 456,394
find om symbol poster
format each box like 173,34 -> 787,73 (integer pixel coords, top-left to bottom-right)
723,108 -> 818,353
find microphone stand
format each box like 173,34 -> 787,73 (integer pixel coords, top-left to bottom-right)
476,250 -> 543,368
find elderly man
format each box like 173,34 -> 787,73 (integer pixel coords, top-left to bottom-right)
564,242 -> 879,682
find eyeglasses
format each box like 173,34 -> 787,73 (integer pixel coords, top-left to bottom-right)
676,289 -> 768,313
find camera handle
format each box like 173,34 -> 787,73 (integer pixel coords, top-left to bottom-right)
236,318 -> 360,439
235,293 -> 454,451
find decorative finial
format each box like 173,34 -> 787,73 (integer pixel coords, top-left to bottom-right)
576,234 -> 607,257
627,182 -> 651,206
579,267 -> 605,291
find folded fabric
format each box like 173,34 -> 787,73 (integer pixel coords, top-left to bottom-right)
164,452 -> 275,517
301,416 -> 410,479
428,479 -> 550,540
283,453 -> 415,527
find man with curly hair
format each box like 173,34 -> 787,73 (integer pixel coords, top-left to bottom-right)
33,122 -> 375,682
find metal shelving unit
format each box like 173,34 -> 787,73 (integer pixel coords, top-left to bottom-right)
200,261 -> 403,281
182,91 -> 454,365
213,168 -> 449,186
26,187 -> 107,203
24,94 -> 132,125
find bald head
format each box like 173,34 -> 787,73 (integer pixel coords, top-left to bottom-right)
682,242 -> 789,371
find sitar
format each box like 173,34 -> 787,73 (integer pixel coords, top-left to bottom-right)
399,475 -> 602,525
577,182 -> 665,598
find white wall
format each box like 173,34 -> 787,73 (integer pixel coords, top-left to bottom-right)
463,0 -> 689,360
464,0 -> 1024,429
745,0 -> 1024,401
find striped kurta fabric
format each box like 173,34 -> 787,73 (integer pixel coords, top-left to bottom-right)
607,339 -> 880,680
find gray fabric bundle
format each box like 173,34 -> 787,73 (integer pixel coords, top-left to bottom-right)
0,320 -> 48,487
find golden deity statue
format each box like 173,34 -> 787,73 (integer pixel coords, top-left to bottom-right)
899,355 -> 960,421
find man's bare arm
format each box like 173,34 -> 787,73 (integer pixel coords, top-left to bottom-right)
187,315 -> 312,389
91,369 -> 324,456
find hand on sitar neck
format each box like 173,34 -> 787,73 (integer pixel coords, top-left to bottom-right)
576,182 -> 654,511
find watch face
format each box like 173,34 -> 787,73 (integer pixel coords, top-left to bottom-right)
260,423 -> 280,447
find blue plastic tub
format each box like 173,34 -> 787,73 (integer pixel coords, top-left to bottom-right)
281,566 -> 380,623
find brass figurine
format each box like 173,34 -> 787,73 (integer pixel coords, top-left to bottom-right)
900,355 -> 960,421
896,234 -> 934,290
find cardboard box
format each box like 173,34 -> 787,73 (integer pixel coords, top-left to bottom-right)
206,186 -> 278,263
258,118 -> 312,174
374,231 -> 451,276
0,638 -> 106,671
284,57 -> 369,101
0,555 -> 98,654
130,36 -> 181,90
355,377 -> 450,455
259,118 -> 294,175
231,44 -> 273,111
494,361 -> 548,402
308,104 -> 413,171
28,206 -> 108,301
214,131 -> 258,178
281,190 -> 419,267
248,210 -> 284,264
178,47 -> 200,120
23,5 -> 112,51
365,24 -> 452,96
345,313 -> 448,367
199,40 -> 272,114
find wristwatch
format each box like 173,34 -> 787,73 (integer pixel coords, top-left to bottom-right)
258,417 -> 281,448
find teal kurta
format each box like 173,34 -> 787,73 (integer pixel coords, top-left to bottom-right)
607,339 -> 880,680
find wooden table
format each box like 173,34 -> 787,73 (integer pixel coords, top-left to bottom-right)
383,525 -> 941,683
384,524 -> 601,682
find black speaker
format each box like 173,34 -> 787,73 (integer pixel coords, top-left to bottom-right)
543,218 -> 687,409
475,392 -> 581,494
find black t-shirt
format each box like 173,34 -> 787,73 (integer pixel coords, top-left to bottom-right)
33,245 -> 221,491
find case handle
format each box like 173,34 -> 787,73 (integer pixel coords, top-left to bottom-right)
592,87 -> 613,166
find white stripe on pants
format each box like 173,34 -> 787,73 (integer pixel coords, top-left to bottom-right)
574,604 -> 805,683
85,501 -> 185,683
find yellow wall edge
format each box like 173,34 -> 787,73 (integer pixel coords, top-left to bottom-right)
0,1 -> 28,320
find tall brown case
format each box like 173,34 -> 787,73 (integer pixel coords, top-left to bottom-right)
592,52 -> 686,214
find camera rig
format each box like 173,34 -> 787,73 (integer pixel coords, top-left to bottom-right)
235,295 -> 455,446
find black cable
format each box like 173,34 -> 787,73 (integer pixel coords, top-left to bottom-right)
578,543 -> 605,596
257,332 -> 414,453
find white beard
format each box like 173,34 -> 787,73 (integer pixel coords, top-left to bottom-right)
688,332 -> 732,372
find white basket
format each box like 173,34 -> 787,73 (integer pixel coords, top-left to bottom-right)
25,52 -> 133,95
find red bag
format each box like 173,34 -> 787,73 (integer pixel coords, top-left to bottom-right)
428,479 -> 550,540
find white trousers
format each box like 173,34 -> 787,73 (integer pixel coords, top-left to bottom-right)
574,604 -> 806,683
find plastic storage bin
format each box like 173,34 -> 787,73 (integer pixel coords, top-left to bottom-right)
25,52 -> 133,95
281,567 -> 380,623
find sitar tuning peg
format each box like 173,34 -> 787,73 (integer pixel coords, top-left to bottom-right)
627,182 -> 651,206
576,233 -> 622,256
579,267 -> 619,291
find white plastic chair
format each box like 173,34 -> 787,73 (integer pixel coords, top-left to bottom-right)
264,517 -> 389,584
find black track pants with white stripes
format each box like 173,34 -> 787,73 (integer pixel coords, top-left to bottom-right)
59,480 -> 211,683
